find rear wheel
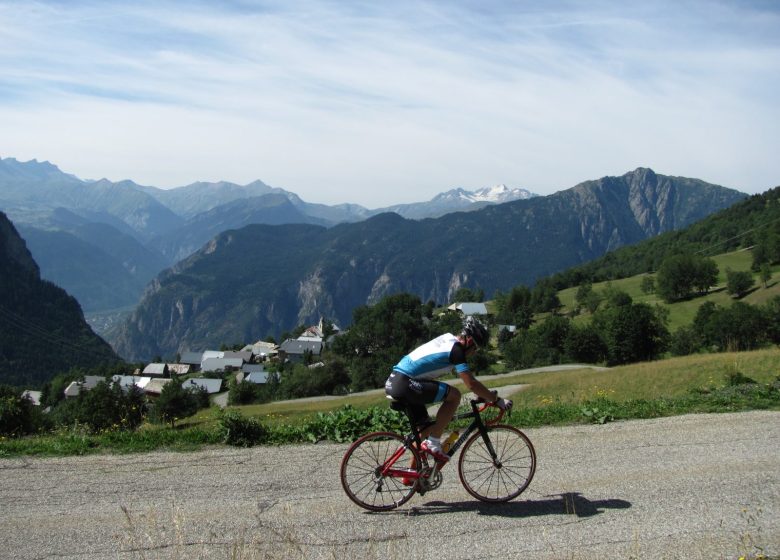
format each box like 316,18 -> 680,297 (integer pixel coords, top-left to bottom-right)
457,425 -> 536,502
340,431 -> 420,511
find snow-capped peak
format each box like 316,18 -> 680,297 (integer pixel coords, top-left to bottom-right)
442,184 -> 535,204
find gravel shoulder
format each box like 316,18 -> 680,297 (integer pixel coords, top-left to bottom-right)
1,410 -> 778,559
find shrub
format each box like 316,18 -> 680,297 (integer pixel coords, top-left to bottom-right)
301,405 -> 408,443
669,325 -> 703,356
218,410 -> 269,447
0,386 -> 42,437
725,370 -> 757,386
48,381 -> 145,433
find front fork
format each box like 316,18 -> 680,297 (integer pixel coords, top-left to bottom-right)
480,429 -> 503,468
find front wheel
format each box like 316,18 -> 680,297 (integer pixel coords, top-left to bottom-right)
458,425 -> 536,502
340,431 -> 420,511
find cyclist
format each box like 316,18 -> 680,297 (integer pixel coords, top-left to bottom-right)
384,316 -> 512,463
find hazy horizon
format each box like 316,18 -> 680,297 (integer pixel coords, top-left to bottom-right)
1,1 -> 778,207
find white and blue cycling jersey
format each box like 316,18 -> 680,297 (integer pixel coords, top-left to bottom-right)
392,333 -> 470,380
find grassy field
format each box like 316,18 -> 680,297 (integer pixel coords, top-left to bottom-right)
505,348 -> 779,404
556,249 -> 780,331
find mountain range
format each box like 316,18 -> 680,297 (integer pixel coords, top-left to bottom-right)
0,157 -> 752,363
106,167 -> 747,361
0,157 -> 536,311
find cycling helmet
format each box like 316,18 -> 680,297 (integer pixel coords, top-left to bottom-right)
462,316 -> 489,347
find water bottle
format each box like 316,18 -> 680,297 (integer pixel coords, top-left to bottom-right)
442,430 -> 459,453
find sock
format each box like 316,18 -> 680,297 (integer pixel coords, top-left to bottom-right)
425,436 -> 442,451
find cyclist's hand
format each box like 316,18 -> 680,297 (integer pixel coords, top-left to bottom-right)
495,398 -> 513,411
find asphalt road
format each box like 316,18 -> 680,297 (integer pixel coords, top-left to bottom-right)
0,410 -> 778,560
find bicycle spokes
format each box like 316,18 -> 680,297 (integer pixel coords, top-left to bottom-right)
457,425 -> 536,503
340,432 -> 421,511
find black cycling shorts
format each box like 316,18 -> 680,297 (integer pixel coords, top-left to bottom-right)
384,372 -> 451,428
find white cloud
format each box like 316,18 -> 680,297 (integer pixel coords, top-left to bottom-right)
1,0 -> 778,206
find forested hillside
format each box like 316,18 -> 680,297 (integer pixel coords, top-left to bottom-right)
0,213 -> 120,387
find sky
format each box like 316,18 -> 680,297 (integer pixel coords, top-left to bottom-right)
1,0 -> 779,208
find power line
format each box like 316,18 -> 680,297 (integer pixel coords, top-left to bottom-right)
693,215 -> 780,257
0,305 -> 116,361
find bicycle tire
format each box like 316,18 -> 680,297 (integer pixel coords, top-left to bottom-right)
457,424 -> 536,503
340,431 -> 421,511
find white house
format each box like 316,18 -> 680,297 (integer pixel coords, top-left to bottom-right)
201,357 -> 244,372
448,302 -> 489,316
183,378 -> 223,394
142,363 -> 168,377
21,390 -> 41,406
63,375 -> 107,398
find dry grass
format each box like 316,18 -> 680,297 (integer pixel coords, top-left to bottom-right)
508,348 -> 780,407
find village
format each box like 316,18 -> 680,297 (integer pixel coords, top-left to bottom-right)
18,321 -> 336,408
15,301 -> 499,415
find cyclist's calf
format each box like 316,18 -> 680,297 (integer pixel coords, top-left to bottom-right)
425,385 -> 461,440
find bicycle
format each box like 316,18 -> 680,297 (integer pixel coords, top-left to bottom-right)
340,397 -> 536,511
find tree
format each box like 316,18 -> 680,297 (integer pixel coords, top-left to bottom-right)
0,386 -> 41,437
494,285 -> 534,328
426,310 -> 464,340
49,380 -> 145,433
452,287 -> 484,302
331,293 -> 427,391
467,347 -> 494,374
502,315 -> 572,368
700,302 -> 767,351
640,275 -> 655,295
40,370 -> 84,408
669,325 -> 702,356
583,290 -> 603,314
564,324 -> 607,364
692,258 -> 718,295
575,282 -> 594,313
152,381 -> 201,427
591,302 -> 669,365
752,227 -> 780,270
656,254 -> 718,302
763,296 -> 780,344
602,285 -> 632,308
726,268 -> 755,298
280,357 -> 351,398
760,263 -> 772,288
531,279 -> 561,314
228,378 -> 259,405
575,281 -> 607,314
535,315 -> 571,359
502,330 -> 544,369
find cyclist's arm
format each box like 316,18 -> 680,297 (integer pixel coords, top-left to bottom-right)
458,371 -> 498,404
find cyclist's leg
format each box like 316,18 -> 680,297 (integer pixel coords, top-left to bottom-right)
423,384 -> 461,440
